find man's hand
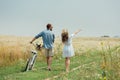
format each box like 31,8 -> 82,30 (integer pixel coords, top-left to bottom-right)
30,41 -> 32,44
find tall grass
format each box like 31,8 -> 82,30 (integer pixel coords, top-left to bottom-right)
0,36 -> 30,67
0,36 -> 120,67
0,35 -> 120,80
100,41 -> 120,80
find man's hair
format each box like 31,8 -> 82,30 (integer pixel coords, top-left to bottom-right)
46,24 -> 52,29
61,29 -> 69,43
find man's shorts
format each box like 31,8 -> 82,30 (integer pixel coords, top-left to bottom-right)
43,48 -> 54,57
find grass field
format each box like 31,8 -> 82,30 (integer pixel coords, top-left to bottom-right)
0,35 -> 120,80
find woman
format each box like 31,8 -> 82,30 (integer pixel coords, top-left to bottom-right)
61,29 -> 81,72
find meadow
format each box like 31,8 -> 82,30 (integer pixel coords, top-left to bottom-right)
0,35 -> 120,80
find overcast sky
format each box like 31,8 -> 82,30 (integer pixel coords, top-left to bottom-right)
0,0 -> 120,37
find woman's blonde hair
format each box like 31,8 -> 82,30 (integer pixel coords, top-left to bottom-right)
61,29 -> 69,43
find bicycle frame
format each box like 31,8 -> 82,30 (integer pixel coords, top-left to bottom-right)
24,43 -> 41,71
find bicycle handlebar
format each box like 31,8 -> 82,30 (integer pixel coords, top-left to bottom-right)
31,43 -> 42,50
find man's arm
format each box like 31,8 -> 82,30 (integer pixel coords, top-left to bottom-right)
30,37 -> 37,44
53,34 -> 55,43
30,31 -> 43,44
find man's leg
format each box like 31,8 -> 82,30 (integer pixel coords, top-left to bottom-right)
46,57 -> 49,67
48,56 -> 52,71
44,49 -> 50,70
47,49 -> 53,71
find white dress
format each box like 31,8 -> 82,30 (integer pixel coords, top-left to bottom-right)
62,34 -> 75,58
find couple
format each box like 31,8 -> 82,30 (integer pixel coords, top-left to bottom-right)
30,24 -> 81,72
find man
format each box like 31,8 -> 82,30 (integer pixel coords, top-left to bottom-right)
30,24 -> 55,71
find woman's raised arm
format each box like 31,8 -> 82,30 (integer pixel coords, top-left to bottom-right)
74,29 -> 81,35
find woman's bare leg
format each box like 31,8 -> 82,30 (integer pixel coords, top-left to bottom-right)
65,57 -> 70,72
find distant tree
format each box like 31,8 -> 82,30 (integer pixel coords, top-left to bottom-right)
101,35 -> 110,38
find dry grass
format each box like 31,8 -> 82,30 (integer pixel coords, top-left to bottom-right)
0,35 -> 32,66
0,35 -> 120,67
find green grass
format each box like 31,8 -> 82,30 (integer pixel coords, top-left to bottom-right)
0,46 -> 120,80
0,51 -> 100,80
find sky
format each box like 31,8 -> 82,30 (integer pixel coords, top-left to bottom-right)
0,0 -> 120,37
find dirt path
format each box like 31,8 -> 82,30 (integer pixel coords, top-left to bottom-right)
45,62 -> 94,80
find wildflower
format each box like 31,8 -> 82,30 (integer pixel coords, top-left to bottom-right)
100,77 -> 107,80
103,77 -> 107,80
100,42 -> 104,46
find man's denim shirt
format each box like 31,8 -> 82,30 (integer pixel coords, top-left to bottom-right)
35,29 -> 55,49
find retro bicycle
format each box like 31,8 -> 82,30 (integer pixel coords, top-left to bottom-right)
24,43 -> 41,71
